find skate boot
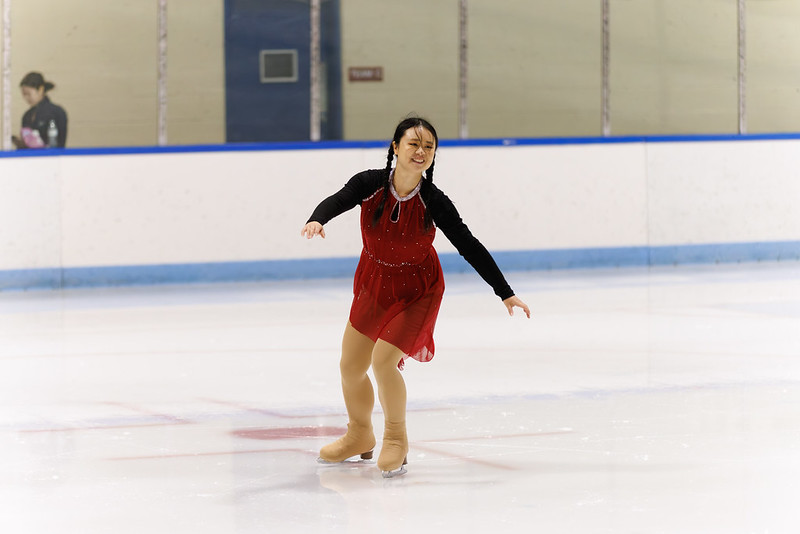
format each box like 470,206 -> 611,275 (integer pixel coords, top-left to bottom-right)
317,422 -> 376,464
378,420 -> 408,478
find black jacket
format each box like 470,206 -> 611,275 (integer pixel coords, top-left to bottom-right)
21,96 -> 68,148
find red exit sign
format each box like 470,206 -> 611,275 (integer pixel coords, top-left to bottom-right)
348,66 -> 383,82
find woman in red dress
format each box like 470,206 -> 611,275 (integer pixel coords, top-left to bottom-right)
301,117 -> 530,477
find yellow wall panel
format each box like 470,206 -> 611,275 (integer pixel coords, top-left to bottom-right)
340,0 -> 459,140
167,0 -> 225,145
747,0 -> 800,133
609,0 -> 738,135
11,0 -> 158,147
3,1 -> 800,147
7,0 -> 225,148
469,0 -> 602,138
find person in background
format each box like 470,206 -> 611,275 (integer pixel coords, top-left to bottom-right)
12,71 -> 68,149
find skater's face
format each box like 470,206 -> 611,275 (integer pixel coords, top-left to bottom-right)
393,126 -> 436,175
21,85 -> 45,107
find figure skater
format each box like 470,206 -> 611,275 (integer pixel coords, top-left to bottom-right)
301,116 -> 530,478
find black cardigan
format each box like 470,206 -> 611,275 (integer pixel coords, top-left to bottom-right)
307,169 -> 515,300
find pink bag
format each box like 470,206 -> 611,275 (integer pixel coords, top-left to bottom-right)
20,127 -> 45,148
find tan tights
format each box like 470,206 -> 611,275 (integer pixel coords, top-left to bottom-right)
340,321 -> 406,427
319,322 -> 408,464
328,322 -> 408,471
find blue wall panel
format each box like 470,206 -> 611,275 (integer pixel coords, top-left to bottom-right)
224,0 -> 341,142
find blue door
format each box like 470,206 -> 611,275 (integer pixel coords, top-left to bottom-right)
224,0 -> 341,142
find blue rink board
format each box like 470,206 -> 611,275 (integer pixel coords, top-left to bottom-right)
3,133 -> 800,290
2,241 -> 800,291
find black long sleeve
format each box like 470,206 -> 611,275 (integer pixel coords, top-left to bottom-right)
307,170 -> 385,225
422,183 -> 514,300
306,169 -> 514,300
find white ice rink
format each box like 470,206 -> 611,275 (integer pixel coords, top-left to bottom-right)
2,262 -> 800,533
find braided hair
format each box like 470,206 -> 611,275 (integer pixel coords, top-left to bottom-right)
371,116 -> 439,230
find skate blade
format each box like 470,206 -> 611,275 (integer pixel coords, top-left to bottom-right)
381,465 -> 407,478
381,456 -> 408,478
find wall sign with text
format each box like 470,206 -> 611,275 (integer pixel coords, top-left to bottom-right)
348,67 -> 383,82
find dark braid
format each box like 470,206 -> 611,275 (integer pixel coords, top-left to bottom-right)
371,144 -> 395,226
421,159 -> 435,231
425,159 -> 435,184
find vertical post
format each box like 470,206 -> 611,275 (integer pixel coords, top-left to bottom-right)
310,0 -> 321,141
458,0 -> 468,139
157,0 -> 168,146
601,0 -> 611,137
737,0 -> 747,134
2,0 -> 11,150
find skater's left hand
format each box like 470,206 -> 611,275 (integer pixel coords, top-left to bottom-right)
503,295 -> 531,318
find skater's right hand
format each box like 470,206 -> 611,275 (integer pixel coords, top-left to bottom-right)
301,221 -> 325,239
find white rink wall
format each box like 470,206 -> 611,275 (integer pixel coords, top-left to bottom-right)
1,136 -> 800,290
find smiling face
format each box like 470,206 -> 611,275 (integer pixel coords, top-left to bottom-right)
392,126 -> 436,176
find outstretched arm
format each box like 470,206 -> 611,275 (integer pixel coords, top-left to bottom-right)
304,170 -> 384,232
427,185 -> 531,319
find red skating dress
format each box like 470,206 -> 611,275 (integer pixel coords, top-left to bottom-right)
349,177 -> 444,369
307,169 -> 514,370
